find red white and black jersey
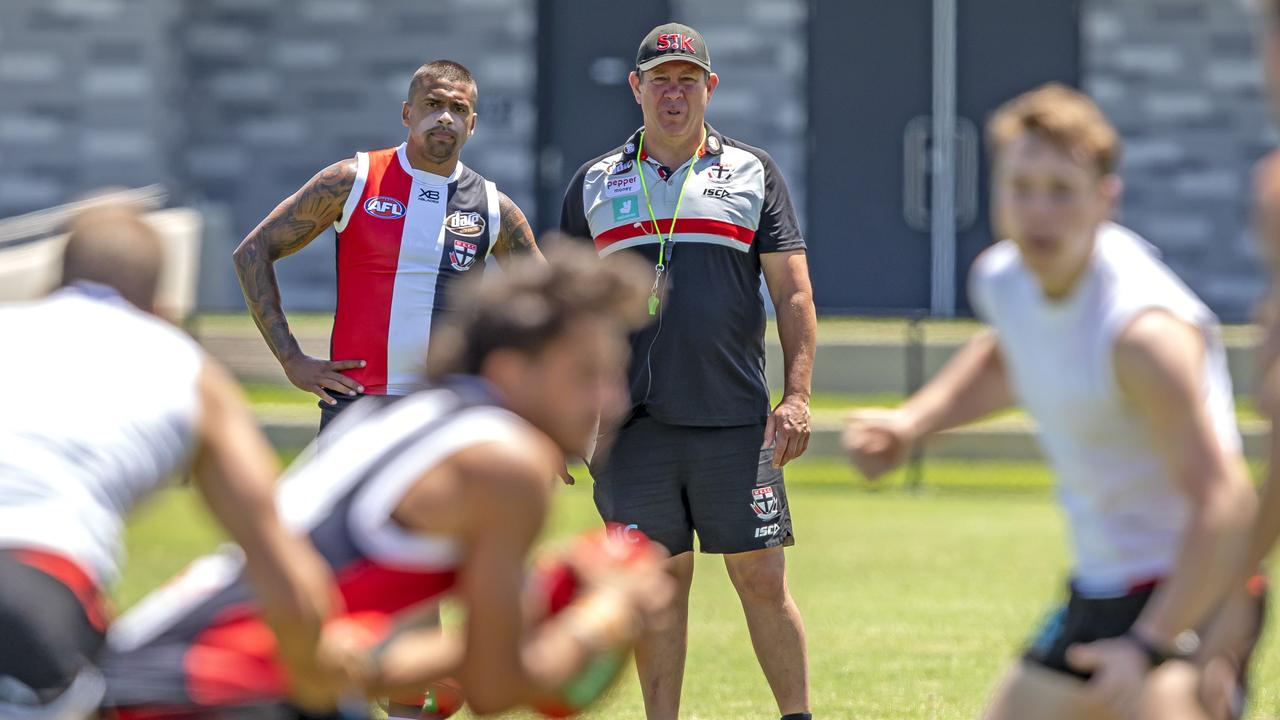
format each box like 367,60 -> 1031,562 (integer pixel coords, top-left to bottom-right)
332,144 -> 500,395
100,380 -> 531,711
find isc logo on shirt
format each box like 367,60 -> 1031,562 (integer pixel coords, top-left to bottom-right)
364,196 -> 406,219
445,211 -> 485,238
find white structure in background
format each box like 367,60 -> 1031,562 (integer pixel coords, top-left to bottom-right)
0,187 -> 203,323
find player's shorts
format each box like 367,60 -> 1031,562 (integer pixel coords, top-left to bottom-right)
102,601 -> 392,719
0,547 -> 110,715
317,392 -> 362,434
1024,576 -> 1267,718
590,410 -> 794,556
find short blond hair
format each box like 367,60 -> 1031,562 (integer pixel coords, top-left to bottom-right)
987,83 -> 1121,177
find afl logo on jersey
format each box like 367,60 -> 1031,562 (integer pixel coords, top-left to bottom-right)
444,211 -> 485,238
364,196 -> 406,219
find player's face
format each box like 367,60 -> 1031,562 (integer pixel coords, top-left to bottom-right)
993,133 -> 1118,297
402,79 -> 477,164
515,316 -> 630,457
629,61 -> 718,141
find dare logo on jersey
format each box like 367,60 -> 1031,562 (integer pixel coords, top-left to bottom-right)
450,239 -> 479,271
445,211 -> 485,238
364,196 -> 406,219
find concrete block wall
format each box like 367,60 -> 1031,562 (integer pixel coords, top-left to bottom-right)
0,0 -> 181,214
1084,0 -> 1274,320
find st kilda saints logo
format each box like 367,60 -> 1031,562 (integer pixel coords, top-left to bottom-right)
444,210 -> 485,238
750,486 -> 780,522
450,238 -> 478,271
705,163 -> 733,185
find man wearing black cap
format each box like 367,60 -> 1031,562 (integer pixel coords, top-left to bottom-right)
561,22 -> 816,720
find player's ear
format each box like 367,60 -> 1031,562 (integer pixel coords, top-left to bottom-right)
402,101 -> 411,129
468,112 -> 477,137
1100,174 -> 1123,218
628,71 -> 643,104
706,72 -> 719,99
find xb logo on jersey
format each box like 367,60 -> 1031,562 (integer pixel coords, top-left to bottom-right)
750,487 -> 780,522
450,239 -> 478,271
364,196 -> 405,219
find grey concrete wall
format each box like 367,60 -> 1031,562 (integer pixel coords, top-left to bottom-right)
1084,0 -> 1273,321
0,0 -> 181,213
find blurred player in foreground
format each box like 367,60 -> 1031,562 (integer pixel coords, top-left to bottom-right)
100,245 -> 672,719
0,203 -> 338,718
844,85 -> 1262,720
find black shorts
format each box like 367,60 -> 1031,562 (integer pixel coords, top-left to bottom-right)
0,548 -> 108,710
1024,577 -> 1267,716
590,412 -> 794,555
317,392 -> 363,434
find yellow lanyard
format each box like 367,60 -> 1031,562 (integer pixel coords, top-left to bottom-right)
636,129 -> 704,315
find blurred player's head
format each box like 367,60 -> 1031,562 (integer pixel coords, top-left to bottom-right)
987,83 -> 1122,299
428,244 -> 650,456
60,203 -> 164,312
629,23 -> 719,142
403,60 -> 478,165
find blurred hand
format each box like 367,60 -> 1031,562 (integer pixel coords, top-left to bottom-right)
283,352 -> 366,405
262,546 -> 350,710
1066,638 -> 1150,720
764,394 -> 811,468
842,409 -> 917,480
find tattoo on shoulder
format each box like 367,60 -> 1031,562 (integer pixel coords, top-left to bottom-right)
261,159 -> 357,260
497,192 -> 539,259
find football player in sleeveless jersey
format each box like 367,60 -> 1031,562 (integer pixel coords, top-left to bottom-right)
845,85 -> 1262,719
232,60 -> 544,432
0,203 -> 341,718
101,246 -> 673,719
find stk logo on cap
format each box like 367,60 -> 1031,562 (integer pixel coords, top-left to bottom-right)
636,22 -> 712,73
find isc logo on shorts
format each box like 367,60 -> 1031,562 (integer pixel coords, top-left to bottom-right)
364,196 -> 406,219
755,523 -> 781,538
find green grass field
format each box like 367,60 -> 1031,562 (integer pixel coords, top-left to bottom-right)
241,382 -> 1271,427
119,459 -> 1280,720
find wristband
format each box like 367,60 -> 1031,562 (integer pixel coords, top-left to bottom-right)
1123,629 -> 1198,669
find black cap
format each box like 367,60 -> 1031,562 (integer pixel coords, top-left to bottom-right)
635,22 -> 711,73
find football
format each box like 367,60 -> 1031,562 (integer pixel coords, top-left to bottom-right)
525,525 -> 655,718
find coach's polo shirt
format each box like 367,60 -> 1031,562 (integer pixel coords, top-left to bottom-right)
561,124 -> 806,426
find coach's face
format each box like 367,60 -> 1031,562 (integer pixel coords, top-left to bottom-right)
629,60 -> 718,140
402,79 -> 477,164
993,132 -> 1120,298
509,316 -> 630,458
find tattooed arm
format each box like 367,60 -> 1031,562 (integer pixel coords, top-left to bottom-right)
232,160 -> 366,405
491,192 -> 546,267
